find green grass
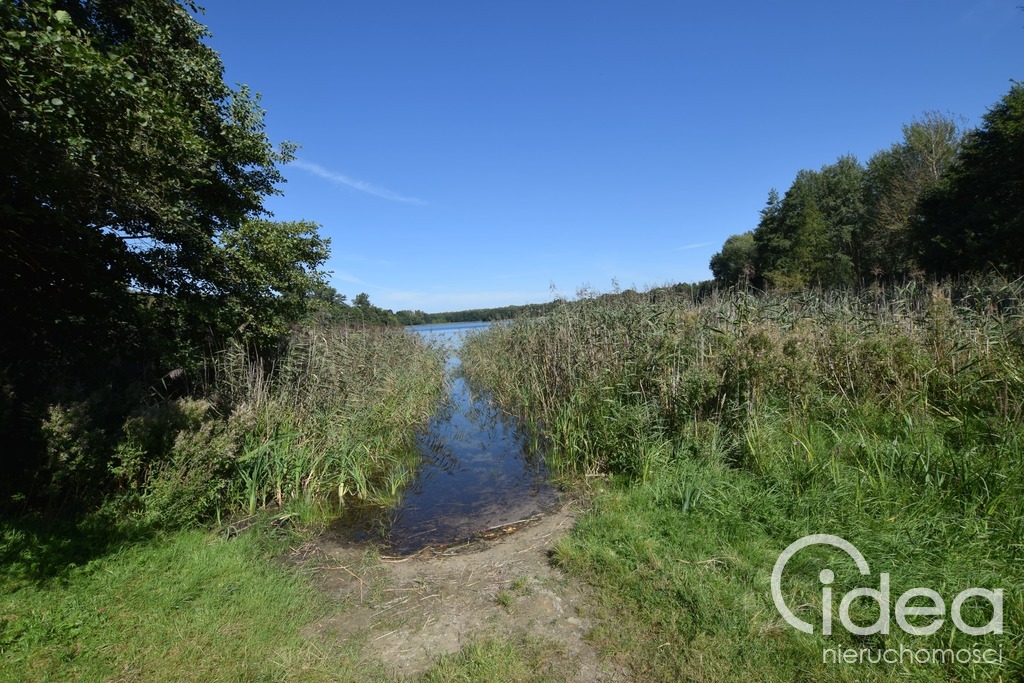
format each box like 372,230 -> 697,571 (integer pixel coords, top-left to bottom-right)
0,515 -> 379,682
212,324 -> 448,517
11,281 -> 1024,681
495,590 -> 515,610
552,433 -> 1023,681
461,279 -> 1024,681
419,636 -> 564,683
0,316 -> 564,681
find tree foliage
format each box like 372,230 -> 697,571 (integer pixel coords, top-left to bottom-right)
0,0 -> 330,502
864,112 -> 964,276
307,285 -> 402,326
211,219 -> 330,343
0,1 -> 315,355
709,231 -> 756,285
748,157 -> 866,289
707,100 -> 1015,287
396,301 -> 562,325
916,84 -> 1024,274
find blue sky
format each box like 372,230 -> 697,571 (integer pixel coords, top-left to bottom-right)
199,1 -> 1021,313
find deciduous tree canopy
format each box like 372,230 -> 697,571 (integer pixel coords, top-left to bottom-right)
0,0 -> 324,358
0,0 -> 329,498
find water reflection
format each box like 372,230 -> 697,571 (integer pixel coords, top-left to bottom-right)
337,322 -> 558,554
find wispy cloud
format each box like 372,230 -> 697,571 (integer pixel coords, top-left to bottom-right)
331,270 -> 369,287
290,159 -> 424,205
675,241 -> 715,251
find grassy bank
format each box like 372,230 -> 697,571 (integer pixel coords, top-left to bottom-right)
461,280 -> 1024,681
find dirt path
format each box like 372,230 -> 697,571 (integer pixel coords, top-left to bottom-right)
292,503 -> 628,681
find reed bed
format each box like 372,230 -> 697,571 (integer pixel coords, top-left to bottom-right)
115,324 -> 446,525
460,277 -> 1024,681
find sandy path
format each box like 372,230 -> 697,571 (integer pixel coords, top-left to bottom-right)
293,503 -> 629,681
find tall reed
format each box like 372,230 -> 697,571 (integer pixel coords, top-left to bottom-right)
463,277 -> 1024,476
220,324 -> 446,515
114,324 -> 446,524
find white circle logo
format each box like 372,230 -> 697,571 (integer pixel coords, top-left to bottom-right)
771,534 -> 1002,637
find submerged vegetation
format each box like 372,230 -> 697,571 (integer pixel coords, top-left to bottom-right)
461,280 -> 1024,681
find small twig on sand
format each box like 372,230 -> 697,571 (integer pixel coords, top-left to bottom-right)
478,514 -> 543,535
380,554 -> 417,563
324,563 -> 366,584
323,563 -> 367,599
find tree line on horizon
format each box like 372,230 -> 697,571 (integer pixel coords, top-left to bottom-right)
303,289 -> 561,327
393,301 -> 561,326
709,84 -> 1024,288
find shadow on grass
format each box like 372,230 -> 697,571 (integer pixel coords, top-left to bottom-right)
0,513 -> 156,586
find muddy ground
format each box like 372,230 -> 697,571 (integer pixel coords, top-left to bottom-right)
289,502 -> 629,681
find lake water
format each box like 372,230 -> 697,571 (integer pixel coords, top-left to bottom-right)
337,321 -> 559,554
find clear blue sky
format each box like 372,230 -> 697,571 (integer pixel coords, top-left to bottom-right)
199,1 -> 1021,313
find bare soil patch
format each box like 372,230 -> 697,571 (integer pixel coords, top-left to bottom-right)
291,502 -> 628,681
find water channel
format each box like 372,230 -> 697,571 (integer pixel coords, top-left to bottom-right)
337,322 -> 559,554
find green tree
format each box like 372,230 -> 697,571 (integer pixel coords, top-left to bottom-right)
212,219 -> 330,343
709,231 -> 757,285
815,155 -> 866,283
755,174 -> 829,289
1,1 -> 302,353
753,158 -> 866,288
916,84 -> 1024,275
309,282 -> 348,309
751,188 -> 785,286
864,112 -> 963,276
395,310 -> 428,325
0,0 -> 324,499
